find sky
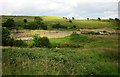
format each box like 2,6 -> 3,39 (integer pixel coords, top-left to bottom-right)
0,0 -> 119,19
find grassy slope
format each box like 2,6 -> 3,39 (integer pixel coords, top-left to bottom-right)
2,34 -> 119,75
2,16 -> 119,29
2,15 -> 119,75
2,47 -> 118,75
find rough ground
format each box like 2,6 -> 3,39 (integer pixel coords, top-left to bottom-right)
10,29 -> 120,41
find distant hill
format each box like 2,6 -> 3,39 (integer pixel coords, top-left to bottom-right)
1,15 -> 119,30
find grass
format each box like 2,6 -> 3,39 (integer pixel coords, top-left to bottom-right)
2,16 -> 119,30
1,15 -> 119,76
2,34 -> 119,75
2,47 -> 119,75
49,34 -> 104,48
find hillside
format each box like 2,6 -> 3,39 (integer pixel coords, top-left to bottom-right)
2,15 -> 119,30
1,15 -> 119,76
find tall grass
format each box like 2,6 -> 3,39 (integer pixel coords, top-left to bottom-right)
2,47 -> 119,75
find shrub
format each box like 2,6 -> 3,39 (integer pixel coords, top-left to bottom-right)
2,27 -> 27,47
70,25 -> 76,29
32,34 -> 42,47
14,39 -> 28,47
24,17 -> 47,30
32,34 -> 52,48
98,17 -> 101,20
115,18 -> 119,21
52,23 -> 67,29
34,17 -> 43,24
72,17 -> 75,20
3,18 -> 15,28
24,19 -> 27,23
41,37 -> 52,48
23,23 -> 38,29
87,31 -> 99,35
2,27 -> 15,46
40,23 -> 47,30
109,18 -> 114,20
28,42 -> 35,48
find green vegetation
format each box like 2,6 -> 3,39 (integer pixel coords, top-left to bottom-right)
14,39 -> 28,47
2,46 -> 119,75
49,33 -> 97,48
2,27 -> 14,46
3,18 -> 15,28
1,16 -> 119,30
2,27 -> 27,47
1,15 -> 119,76
32,34 -> 52,48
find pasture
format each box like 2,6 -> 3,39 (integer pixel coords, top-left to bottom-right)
2,34 -> 119,75
1,15 -> 120,76
2,15 -> 119,29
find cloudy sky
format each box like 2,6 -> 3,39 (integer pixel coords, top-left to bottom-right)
0,0 -> 119,19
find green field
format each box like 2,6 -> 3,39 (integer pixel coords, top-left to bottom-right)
2,15 -> 119,30
1,15 -> 120,76
2,34 -> 119,75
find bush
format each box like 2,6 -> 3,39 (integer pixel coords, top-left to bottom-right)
2,27 -> 15,46
98,17 -> 101,20
3,18 -> 15,28
32,34 -> 52,48
24,19 -> 27,23
115,18 -> 119,21
41,37 -> 52,48
32,34 -> 42,47
23,23 -> 38,30
2,27 -> 27,47
28,42 -> 35,48
87,31 -> 99,35
14,39 -> 28,47
23,17 -> 47,30
34,17 -> 43,24
40,23 -> 47,30
52,23 -> 67,29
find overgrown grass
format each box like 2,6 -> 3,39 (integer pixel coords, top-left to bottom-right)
2,34 -> 119,75
2,47 -> 119,75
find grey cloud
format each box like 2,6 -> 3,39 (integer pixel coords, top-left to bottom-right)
0,0 -> 118,18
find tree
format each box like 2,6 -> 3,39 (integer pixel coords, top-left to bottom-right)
34,17 -> 43,24
34,17 -> 47,30
72,17 -> 75,20
2,27 -> 15,46
87,18 -> 89,20
24,19 -> 27,23
52,23 -> 67,29
3,18 -> 15,27
109,18 -> 114,20
40,23 -> 47,30
98,17 -> 101,20
115,18 -> 119,21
